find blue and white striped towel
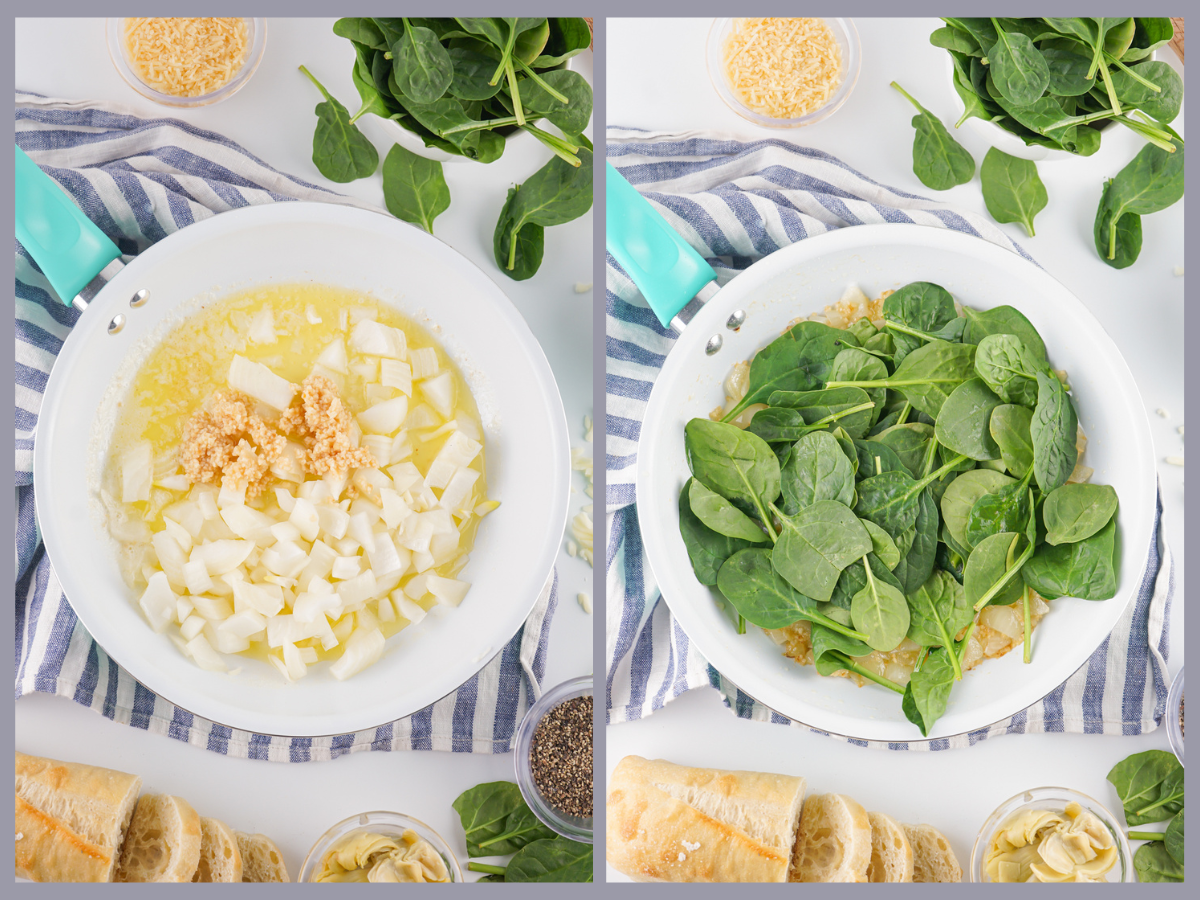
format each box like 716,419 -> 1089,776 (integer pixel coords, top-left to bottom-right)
15,92 -> 557,761
604,127 -> 1173,750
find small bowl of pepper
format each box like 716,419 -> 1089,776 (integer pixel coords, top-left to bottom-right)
1166,666 -> 1184,766
514,674 -> 593,844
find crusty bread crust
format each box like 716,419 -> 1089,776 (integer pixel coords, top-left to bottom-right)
606,756 -> 805,882
790,793 -> 872,882
866,811 -> 914,882
14,752 -> 141,882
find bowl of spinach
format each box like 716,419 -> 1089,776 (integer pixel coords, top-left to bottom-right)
932,17 -> 1181,162
634,223 -> 1157,742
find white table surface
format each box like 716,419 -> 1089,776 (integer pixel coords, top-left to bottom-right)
15,17 -> 594,881
605,16 -> 1184,882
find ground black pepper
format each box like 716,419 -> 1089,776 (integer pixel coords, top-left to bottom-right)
1180,693 -> 1184,737
530,695 -> 593,819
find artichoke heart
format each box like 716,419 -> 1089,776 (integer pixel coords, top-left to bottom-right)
986,802 -> 1117,883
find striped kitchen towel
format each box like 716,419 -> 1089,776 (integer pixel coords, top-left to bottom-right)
604,127 -> 1173,749
14,92 -> 557,760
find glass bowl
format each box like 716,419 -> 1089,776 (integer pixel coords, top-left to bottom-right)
706,17 -> 860,128
106,17 -> 267,108
299,811 -> 463,883
514,674 -> 593,843
971,787 -> 1133,883
1166,666 -> 1184,766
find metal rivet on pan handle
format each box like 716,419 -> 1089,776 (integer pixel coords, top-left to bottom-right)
726,310 -> 746,331
108,314 -> 125,335
705,334 -> 723,355
130,289 -> 149,307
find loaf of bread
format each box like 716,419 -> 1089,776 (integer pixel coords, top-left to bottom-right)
114,794 -> 202,882
606,756 -> 806,882
236,832 -> 291,882
790,792 -> 872,882
904,823 -> 963,883
192,817 -> 242,883
14,752 -> 142,882
866,811 -> 914,882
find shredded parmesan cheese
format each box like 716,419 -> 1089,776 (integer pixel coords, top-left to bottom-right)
722,18 -> 842,120
124,18 -> 249,97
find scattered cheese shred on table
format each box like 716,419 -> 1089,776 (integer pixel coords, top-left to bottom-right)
124,17 -> 249,97
722,17 -> 842,119
567,415 -> 594,566
577,592 -> 592,614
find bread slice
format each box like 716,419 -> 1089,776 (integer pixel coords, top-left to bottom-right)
866,811 -> 914,882
114,794 -> 201,882
904,824 -> 962,883
789,793 -> 872,882
606,755 -> 806,882
191,818 -> 242,882
14,752 -> 142,882
236,832 -> 291,882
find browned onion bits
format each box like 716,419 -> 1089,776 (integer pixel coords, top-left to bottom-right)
530,695 -> 593,819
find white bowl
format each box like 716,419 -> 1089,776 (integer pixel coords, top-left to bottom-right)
36,203 -> 570,737
636,224 -> 1157,743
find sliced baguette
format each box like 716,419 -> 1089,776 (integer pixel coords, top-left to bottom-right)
606,756 -> 806,882
866,811 -> 914,882
114,794 -> 201,882
192,817 -> 242,883
236,832 -> 291,882
789,793 -> 872,883
14,752 -> 142,882
904,823 -> 962,883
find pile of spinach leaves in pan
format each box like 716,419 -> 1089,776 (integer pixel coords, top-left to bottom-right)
301,18 -> 593,280
677,281 -> 1121,737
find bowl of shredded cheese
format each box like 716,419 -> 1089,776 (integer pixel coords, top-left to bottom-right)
707,17 -> 860,128
107,17 -> 266,107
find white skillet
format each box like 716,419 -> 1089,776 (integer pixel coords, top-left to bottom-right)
20,151 -> 570,737
607,165 -> 1156,742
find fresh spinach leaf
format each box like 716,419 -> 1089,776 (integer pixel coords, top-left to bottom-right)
1043,483 -> 1118,545
987,20 -> 1051,106
961,305 -> 1047,362
891,488 -> 940,594
1030,370 -> 1079,493
492,186 -> 544,280
689,478 -> 769,543
1106,750 -> 1185,826
678,480 -> 756,586
964,530 -> 1026,608
300,65 -> 379,183
850,557 -> 911,651
392,20 -> 455,104
882,281 -> 959,361
520,69 -> 593,136
876,423 -> 935,478
1108,60 -> 1183,123
827,349 -> 888,425
764,386 -> 876,440
381,143 -> 451,233
446,47 -> 504,100
891,82 -> 975,190
1040,39 -> 1097,96
861,519 -> 901,570
780,431 -> 857,514
855,453 -> 968,538
931,26 -> 982,56
829,552 -> 903,610
1022,516 -> 1117,600
828,340 -> 977,420
493,148 -> 593,278
771,500 -> 873,603
935,377 -> 1004,461
989,404 -> 1035,478
1134,842 -> 1184,882
853,439 -> 909,477
452,781 -> 556,857
907,569 -> 974,652
533,18 -> 592,67
1164,808 -> 1184,866
975,333 -> 1044,408
717,548 -> 866,640
1093,178 -> 1143,269
980,148 -> 1048,238
902,647 -> 956,736
723,322 -> 855,421
685,418 -> 780,528
810,623 -> 871,675
1123,18 -> 1175,62
505,836 -> 592,882
964,473 -> 1034,547
1095,138 -> 1184,267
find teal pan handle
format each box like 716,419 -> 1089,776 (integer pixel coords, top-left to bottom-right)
605,162 -> 716,329
15,144 -> 122,306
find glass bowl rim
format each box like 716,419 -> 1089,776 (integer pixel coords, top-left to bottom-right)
298,809 -> 464,883
1166,665 -> 1184,766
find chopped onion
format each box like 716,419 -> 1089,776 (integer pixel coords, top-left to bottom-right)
315,504 -> 350,541
191,595 -> 233,621
380,358 -> 412,396
194,539 -> 255,575
220,609 -> 268,639
367,532 -> 404,577
388,433 -> 413,463
349,319 -> 407,359
182,559 -> 214,595
409,347 -> 439,379
155,475 -> 191,492
455,416 -> 482,442
360,434 -> 392,466
205,621 -> 250,654
350,359 -> 378,381
404,572 -> 431,600
297,480 -> 334,505
329,626 -> 385,680
270,521 -> 302,543
426,574 -> 470,607
398,516 -> 434,554
138,572 -> 176,633
292,589 -> 342,623
185,633 -> 226,671
232,580 -> 284,617
421,372 -> 455,419
299,646 -> 319,664
162,516 -> 193,554
164,500 -> 205,538
248,308 -> 276,344
393,592 -> 426,625
331,556 -> 362,580
316,337 -> 349,374
221,505 -> 277,544
299,540 -> 337,589
180,614 -> 206,641
377,596 -> 395,623
352,468 -> 393,503
379,489 -> 413,530
338,570 -> 378,607
332,536 -> 360,557
217,479 -> 247,509
121,441 -> 154,503
347,512 -> 376,553
412,550 -> 436,573
228,355 -> 297,410
386,462 -> 424,494
357,396 -> 408,435
152,531 -> 188,588
194,486 -> 220,521
425,432 -> 483,489
270,441 -> 307,484
404,403 -> 440,431
430,529 -> 461,566
439,467 -> 480,517
282,641 -> 307,680
175,596 -> 194,625
260,540 -> 307,579
289,497 -> 321,542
